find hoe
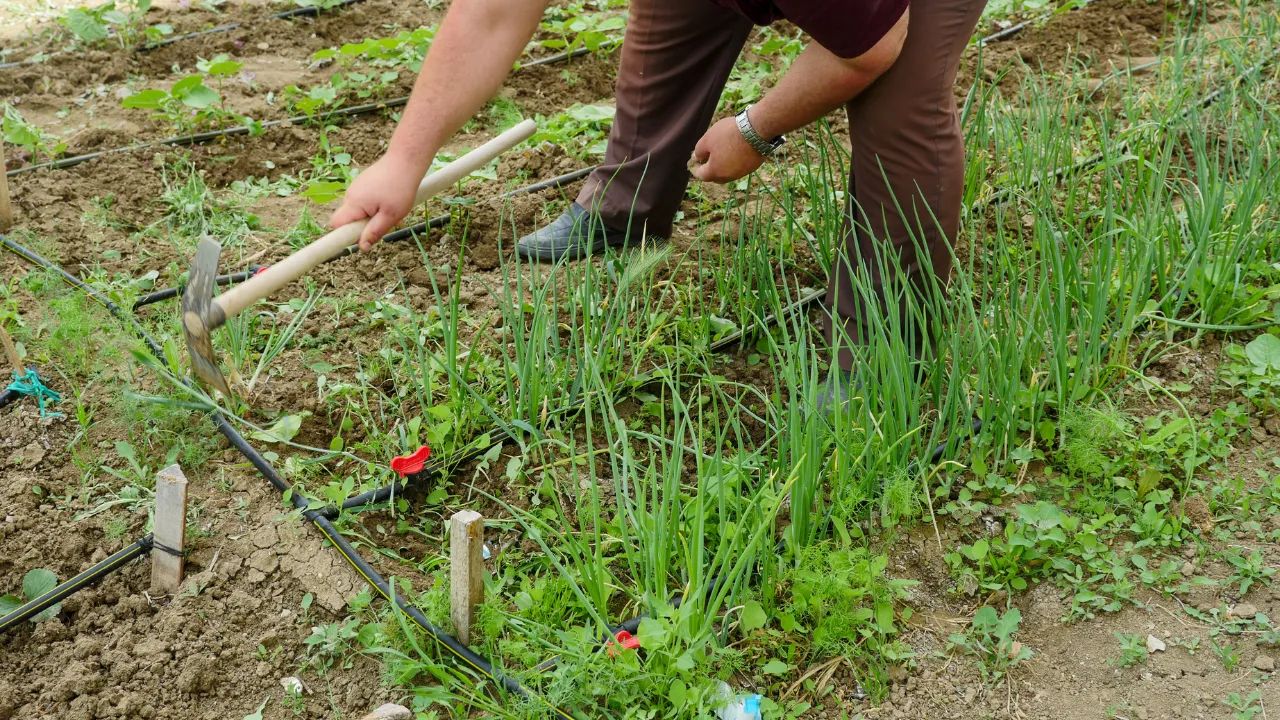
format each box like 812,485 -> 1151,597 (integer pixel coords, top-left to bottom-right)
182,120 -> 535,395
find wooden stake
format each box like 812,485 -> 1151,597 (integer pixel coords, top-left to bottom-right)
151,464 -> 189,594
449,510 -> 484,645
0,324 -> 22,375
0,143 -> 12,232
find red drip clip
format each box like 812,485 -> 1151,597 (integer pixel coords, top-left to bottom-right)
253,265 -> 271,276
607,630 -> 641,657
390,446 -> 432,477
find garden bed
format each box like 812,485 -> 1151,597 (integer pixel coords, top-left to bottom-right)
3,0 -> 1280,718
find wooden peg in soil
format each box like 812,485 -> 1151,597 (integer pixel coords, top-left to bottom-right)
151,464 -> 189,594
449,510 -> 485,645
0,324 -> 23,376
0,143 -> 12,232
357,704 -> 411,720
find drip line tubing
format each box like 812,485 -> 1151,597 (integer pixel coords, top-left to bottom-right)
0,535 -> 153,633
6,47 -> 592,178
0,232 -> 574,719
0,387 -> 20,410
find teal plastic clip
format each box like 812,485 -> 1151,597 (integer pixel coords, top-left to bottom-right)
7,368 -> 62,418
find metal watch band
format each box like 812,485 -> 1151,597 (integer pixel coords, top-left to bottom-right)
736,106 -> 785,157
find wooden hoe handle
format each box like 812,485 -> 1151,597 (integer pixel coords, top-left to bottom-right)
212,119 -> 537,322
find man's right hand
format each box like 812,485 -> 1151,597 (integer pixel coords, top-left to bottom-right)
328,153 -> 429,251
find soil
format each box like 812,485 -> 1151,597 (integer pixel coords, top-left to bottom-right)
3,0 -> 1276,718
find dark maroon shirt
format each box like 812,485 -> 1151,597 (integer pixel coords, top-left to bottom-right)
712,0 -> 909,58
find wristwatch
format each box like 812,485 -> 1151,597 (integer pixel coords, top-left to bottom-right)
735,105 -> 786,158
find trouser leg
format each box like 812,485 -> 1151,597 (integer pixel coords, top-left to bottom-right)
576,0 -> 753,238
825,0 -> 988,370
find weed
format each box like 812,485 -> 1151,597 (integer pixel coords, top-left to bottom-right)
531,103 -> 616,159
1224,692 -> 1263,720
292,0 -> 346,11
1111,633 -> 1149,668
1222,547 -> 1275,595
61,0 -> 172,50
303,617 -> 362,671
948,606 -> 1033,681
0,569 -> 60,621
2,104 -> 66,162
1221,334 -> 1280,413
123,56 -> 258,133
1212,640 -> 1243,672
537,0 -> 627,54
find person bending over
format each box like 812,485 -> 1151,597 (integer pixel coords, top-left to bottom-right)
331,0 -> 987,404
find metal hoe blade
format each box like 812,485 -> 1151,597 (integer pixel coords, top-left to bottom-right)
181,237 -> 232,396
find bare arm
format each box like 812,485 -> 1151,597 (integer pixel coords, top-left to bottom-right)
749,8 -> 908,141
331,0 -> 550,248
692,8 -> 910,182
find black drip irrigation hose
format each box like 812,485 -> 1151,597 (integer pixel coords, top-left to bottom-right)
0,0 -> 369,70
0,232 -> 575,720
0,387 -> 20,410
5,47 -> 592,179
132,266 -> 263,310
0,535 -> 154,633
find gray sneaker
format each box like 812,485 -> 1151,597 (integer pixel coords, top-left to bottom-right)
515,203 -> 656,262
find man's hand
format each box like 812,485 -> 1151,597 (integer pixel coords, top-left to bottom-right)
690,116 -> 765,184
328,153 -> 427,251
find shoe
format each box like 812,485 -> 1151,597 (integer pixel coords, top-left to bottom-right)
815,368 -> 860,416
516,202 -> 651,262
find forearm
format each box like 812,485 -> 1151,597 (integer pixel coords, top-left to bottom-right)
748,8 -> 909,140
386,0 -> 548,178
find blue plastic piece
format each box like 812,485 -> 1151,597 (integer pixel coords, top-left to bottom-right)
7,367 -> 62,417
743,695 -> 761,719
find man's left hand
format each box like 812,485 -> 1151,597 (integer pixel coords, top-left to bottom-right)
690,116 -> 764,183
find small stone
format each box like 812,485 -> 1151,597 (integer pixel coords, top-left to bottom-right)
1254,655 -> 1275,673
362,705 -> 411,720
963,687 -> 977,704
250,524 -> 279,550
11,442 -> 45,468
1134,707 -> 1149,720
135,638 -> 170,657
1180,562 -> 1195,577
1229,603 -> 1258,619
255,42 -> 270,50
247,550 -> 279,574
1146,635 -> 1166,653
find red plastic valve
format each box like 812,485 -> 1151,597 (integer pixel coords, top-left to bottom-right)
390,446 -> 432,477
607,630 -> 641,657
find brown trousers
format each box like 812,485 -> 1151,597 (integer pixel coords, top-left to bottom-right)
577,0 -> 987,371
